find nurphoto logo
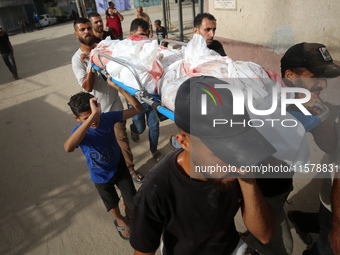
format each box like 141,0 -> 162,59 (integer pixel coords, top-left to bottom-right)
200,83 -> 312,116
199,82 -> 312,128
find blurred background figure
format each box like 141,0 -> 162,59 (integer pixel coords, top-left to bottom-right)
0,25 -> 19,80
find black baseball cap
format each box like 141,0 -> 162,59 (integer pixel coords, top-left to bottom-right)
174,76 -> 276,168
281,42 -> 340,78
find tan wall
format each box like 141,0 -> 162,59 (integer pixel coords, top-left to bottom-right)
208,0 -> 340,66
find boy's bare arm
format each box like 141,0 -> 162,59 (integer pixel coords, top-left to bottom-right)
107,78 -> 144,120
64,98 -> 101,152
238,177 -> 274,244
113,8 -> 124,21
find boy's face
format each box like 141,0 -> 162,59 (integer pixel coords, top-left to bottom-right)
74,110 -> 100,129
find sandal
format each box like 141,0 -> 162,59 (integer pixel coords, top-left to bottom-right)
130,170 -> 144,184
152,150 -> 163,162
114,219 -> 130,241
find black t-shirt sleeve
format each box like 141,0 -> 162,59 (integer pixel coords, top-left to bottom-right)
162,27 -> 168,36
103,30 -> 115,40
130,185 -> 165,253
93,35 -> 100,44
0,33 -> 11,54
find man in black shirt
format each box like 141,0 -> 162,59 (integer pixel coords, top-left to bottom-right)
130,76 -> 275,255
88,12 -> 115,43
193,13 -> 226,56
281,43 -> 339,255
245,43 -> 340,255
0,26 -> 19,80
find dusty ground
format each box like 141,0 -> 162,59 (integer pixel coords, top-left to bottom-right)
0,4 -> 339,255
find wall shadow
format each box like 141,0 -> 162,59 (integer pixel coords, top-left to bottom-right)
0,94 -> 111,254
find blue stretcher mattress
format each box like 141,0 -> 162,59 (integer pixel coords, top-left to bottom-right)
91,62 -> 175,122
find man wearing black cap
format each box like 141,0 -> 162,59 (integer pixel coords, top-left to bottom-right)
245,43 -> 340,255
281,43 -> 338,154
281,43 -> 340,255
0,25 -> 19,80
130,76 -> 275,255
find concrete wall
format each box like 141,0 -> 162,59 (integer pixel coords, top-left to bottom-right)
207,0 -> 340,72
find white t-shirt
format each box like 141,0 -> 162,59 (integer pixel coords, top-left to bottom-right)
72,48 -> 123,113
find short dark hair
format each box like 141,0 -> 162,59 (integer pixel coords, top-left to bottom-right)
194,13 -> 216,28
281,67 -> 305,78
130,18 -> 149,33
73,17 -> 90,30
68,92 -> 94,117
154,19 -> 161,26
88,12 -> 101,20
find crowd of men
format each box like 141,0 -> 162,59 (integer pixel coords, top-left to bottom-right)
64,7 -> 340,255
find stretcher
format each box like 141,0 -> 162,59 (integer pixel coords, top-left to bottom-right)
89,37 -> 333,169
288,102 -> 330,132
92,51 -> 175,121
90,39 -> 329,132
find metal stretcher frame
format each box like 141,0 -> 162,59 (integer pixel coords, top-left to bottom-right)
91,52 -> 175,121
91,47 -> 330,132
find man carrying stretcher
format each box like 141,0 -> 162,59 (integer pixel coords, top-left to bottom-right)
71,18 -> 144,184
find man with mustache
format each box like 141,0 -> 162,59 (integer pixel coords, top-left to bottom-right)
281,43 -> 340,255
88,12 -> 115,43
71,18 -> 144,184
169,12 -> 227,151
130,76 -> 275,255
281,43 -> 337,154
193,13 -> 226,56
245,43 -> 340,255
